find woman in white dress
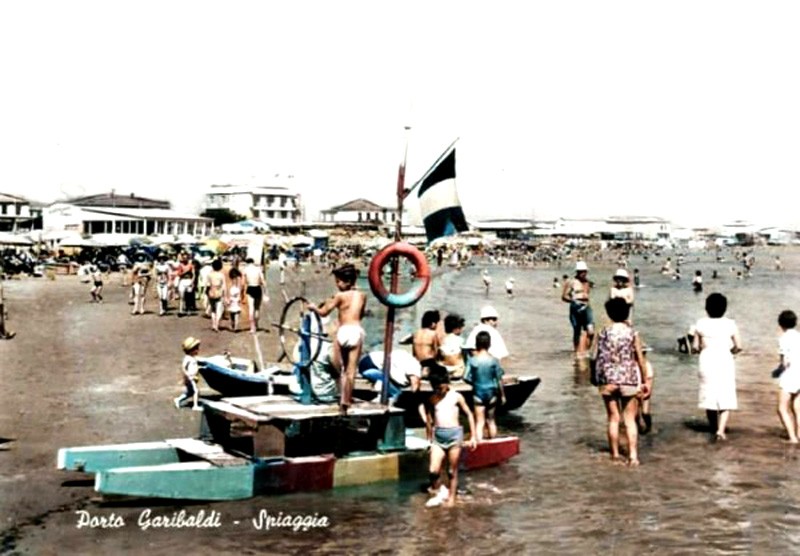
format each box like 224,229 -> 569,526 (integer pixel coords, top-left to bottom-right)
692,293 -> 742,440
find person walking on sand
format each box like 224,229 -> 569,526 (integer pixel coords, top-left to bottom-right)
562,261 -> 594,355
154,255 -> 171,316
592,297 -> 649,466
89,265 -> 104,303
774,310 -> 800,443
307,263 -> 367,414
244,258 -> 267,334
205,258 -> 226,333
174,336 -> 203,411
505,277 -> 515,298
419,364 -> 477,508
692,293 -> 742,441
227,267 -> 243,332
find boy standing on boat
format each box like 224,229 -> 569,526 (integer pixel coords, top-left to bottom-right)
307,264 -> 367,414
420,364 -> 477,508
174,337 -> 202,411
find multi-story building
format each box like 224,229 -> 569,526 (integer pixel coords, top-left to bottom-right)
319,198 -> 403,226
0,193 -> 35,232
204,184 -> 302,225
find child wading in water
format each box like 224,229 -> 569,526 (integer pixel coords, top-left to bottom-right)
775,310 -> 800,442
419,364 -> 477,507
308,264 -> 367,414
464,331 -> 506,441
174,336 -> 203,411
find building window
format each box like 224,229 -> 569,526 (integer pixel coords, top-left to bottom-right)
280,197 -> 286,207
267,196 -> 274,205
358,212 -> 362,222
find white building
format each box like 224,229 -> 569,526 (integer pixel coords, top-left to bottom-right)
42,192 -> 212,243
0,193 -> 35,232
204,184 -> 301,225
319,198 -> 403,226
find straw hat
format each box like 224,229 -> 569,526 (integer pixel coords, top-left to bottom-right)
575,261 -> 589,272
182,336 -> 201,352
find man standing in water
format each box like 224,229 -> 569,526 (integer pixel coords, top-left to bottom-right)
244,257 -> 267,334
562,261 -> 594,355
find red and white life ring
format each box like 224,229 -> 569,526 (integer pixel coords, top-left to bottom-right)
368,242 -> 431,308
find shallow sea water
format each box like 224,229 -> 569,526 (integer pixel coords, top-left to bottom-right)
18,248 -> 800,555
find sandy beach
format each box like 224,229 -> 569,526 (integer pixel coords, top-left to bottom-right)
0,263 -> 337,552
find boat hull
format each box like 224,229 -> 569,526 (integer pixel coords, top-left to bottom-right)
58,434 -> 519,500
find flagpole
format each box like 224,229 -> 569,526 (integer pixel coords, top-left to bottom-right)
380,125 -> 411,405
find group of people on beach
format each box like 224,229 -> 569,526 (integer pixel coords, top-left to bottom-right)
559,257 -> 800,467
98,252 -> 269,334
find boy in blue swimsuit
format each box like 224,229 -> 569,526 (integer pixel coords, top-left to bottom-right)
464,331 -> 506,441
419,364 -> 477,507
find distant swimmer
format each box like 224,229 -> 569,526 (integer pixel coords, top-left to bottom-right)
505,277 -> 515,298
692,270 -> 703,293
482,269 -> 492,294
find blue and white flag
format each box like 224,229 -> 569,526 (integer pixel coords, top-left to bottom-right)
416,145 -> 468,243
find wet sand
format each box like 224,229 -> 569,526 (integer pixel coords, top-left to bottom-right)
0,263 -> 336,553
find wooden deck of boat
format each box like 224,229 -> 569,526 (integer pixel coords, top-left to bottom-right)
202,395 -> 405,424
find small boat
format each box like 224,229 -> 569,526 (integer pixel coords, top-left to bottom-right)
197,355 -> 291,397
197,353 -> 540,427
353,375 -> 542,428
57,395 -> 520,500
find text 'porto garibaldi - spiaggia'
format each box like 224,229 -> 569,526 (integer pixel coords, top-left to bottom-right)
75,509 -> 331,532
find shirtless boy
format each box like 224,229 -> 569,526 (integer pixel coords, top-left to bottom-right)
308,264 -> 367,414
413,310 -> 442,377
419,364 -> 477,508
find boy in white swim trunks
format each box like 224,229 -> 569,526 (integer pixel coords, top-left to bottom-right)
308,264 -> 367,414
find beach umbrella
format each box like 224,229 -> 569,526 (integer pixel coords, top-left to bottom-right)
0,232 -> 34,246
58,236 -> 100,248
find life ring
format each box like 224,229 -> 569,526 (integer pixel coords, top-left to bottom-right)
368,242 -> 431,308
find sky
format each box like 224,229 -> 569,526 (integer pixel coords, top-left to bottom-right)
1,1 -> 799,229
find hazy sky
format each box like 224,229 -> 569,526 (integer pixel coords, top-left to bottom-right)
2,1 -> 799,229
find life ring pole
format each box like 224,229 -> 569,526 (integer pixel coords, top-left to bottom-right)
380,125 -> 411,405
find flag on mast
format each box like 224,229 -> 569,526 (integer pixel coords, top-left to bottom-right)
416,143 -> 468,243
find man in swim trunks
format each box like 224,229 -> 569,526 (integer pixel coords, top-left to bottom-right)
243,257 -> 267,334
307,263 -> 367,414
561,260 -> 594,355
419,364 -> 477,508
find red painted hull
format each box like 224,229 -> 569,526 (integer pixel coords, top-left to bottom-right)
461,436 -> 520,470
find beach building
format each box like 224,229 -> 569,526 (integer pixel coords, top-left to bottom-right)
203,184 -> 302,225
41,192 -> 212,245
0,193 -> 37,233
473,219 -> 532,240
319,198 -> 404,228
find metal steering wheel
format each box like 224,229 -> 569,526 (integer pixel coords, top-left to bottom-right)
274,296 -> 326,368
